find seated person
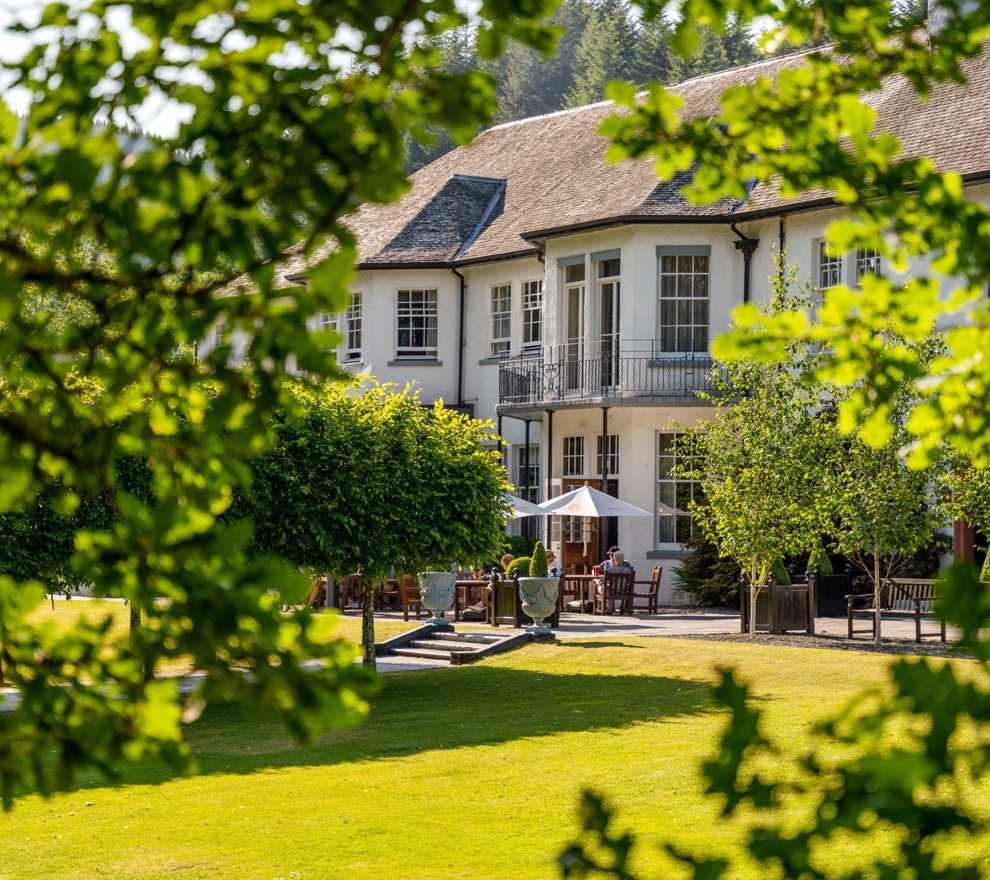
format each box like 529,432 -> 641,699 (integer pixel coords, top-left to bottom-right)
607,550 -> 633,574
598,545 -> 620,574
547,551 -> 562,578
595,550 -> 632,596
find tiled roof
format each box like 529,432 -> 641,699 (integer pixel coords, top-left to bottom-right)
277,43 -> 990,283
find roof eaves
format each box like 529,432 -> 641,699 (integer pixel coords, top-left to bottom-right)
520,213 -> 733,243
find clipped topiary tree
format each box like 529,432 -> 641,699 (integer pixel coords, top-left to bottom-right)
529,541 -> 549,577
807,543 -> 834,576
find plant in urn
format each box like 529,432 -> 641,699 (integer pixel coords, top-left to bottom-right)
517,541 -> 559,634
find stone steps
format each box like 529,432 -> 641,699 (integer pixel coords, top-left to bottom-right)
378,626 -> 534,666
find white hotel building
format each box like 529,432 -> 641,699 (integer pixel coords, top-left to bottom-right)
211,45 -> 990,605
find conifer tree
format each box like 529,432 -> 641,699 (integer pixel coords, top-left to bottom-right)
632,11 -> 674,86
566,0 -> 637,106
668,25 -> 731,82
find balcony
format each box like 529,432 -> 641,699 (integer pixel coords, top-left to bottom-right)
498,341 -> 725,408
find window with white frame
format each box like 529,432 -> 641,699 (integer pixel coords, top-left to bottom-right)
657,247 -> 710,353
522,280 -> 543,351
854,248 -> 882,285
396,288 -> 438,358
597,435 -> 619,477
516,445 -> 540,503
656,433 -> 701,544
214,321 -> 228,349
490,283 -> 512,356
345,292 -> 362,361
562,436 -> 584,477
817,241 -> 842,289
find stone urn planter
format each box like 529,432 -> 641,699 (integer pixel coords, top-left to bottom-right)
418,571 -> 456,625
517,577 -> 559,633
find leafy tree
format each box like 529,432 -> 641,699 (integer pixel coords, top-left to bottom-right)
561,2 -> 990,877
678,265 -> 832,636
828,408 -> 946,645
240,380 -> 511,671
0,0 -> 559,805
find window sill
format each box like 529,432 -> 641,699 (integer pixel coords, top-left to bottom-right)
647,548 -> 693,561
388,358 -> 443,367
646,355 -> 712,367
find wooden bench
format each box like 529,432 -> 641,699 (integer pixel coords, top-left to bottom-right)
847,577 -> 946,643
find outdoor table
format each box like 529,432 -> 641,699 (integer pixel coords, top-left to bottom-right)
565,574 -> 598,612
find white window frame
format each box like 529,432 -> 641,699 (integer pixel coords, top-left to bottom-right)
395,288 -> 438,359
657,246 -> 710,354
817,240 -> 842,289
562,436 -> 584,478
345,292 -> 362,362
490,283 -> 512,356
656,432 -> 700,546
521,279 -> 543,351
854,248 -> 882,285
515,445 -> 540,503
214,321 -> 228,349
597,435 -> 619,477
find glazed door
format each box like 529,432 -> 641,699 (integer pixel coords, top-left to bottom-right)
560,478 -> 599,574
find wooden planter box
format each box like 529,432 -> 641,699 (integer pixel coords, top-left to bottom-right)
490,576 -> 560,628
741,582 -> 815,634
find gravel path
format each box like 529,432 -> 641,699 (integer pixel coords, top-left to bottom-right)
664,631 -> 970,659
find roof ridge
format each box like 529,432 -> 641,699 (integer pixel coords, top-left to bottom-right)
485,97 -> 619,132
667,43 -> 829,91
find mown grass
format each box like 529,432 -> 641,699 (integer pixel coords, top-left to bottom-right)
1,617 -> 981,880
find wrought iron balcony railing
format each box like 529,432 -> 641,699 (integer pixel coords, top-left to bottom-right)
498,343 -> 723,406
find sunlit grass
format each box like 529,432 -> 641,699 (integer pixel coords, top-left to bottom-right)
2,634 -> 979,880
18,599 -> 419,677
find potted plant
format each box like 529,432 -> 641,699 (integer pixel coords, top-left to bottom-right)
517,541 -> 559,633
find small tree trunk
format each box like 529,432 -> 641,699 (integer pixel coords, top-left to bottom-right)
749,558 -> 758,640
361,578 -> 377,672
874,547 -> 882,648
0,638 -> 5,687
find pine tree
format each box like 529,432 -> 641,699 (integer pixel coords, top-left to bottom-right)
668,25 -> 731,82
632,11 -> 673,86
566,0 -> 637,107
491,0 -> 593,122
722,14 -> 760,68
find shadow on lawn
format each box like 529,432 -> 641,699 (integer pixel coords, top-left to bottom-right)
94,665 -> 714,791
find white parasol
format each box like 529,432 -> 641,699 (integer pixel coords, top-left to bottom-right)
504,492 -> 547,519
538,483 -> 652,573
537,484 -> 653,518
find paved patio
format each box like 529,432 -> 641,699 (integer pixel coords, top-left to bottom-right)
369,607 -> 959,672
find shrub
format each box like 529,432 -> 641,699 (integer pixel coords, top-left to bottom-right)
808,543 -> 834,576
529,541 -> 548,577
506,534 -> 536,560
673,533 -> 741,607
505,557 -> 531,579
771,559 -> 791,585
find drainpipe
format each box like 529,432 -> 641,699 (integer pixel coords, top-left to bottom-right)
545,408 -> 554,547
523,419 -> 531,538
730,222 -> 759,304
777,218 -> 787,284
451,264 -> 466,407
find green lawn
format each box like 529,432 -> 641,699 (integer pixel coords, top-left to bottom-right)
0,630 -> 977,880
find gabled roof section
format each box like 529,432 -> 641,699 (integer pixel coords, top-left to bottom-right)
363,174 -> 505,266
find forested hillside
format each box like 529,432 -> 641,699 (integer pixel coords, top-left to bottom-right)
405,1 -> 761,171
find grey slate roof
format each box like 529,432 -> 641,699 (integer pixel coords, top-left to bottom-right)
280,43 -> 990,283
